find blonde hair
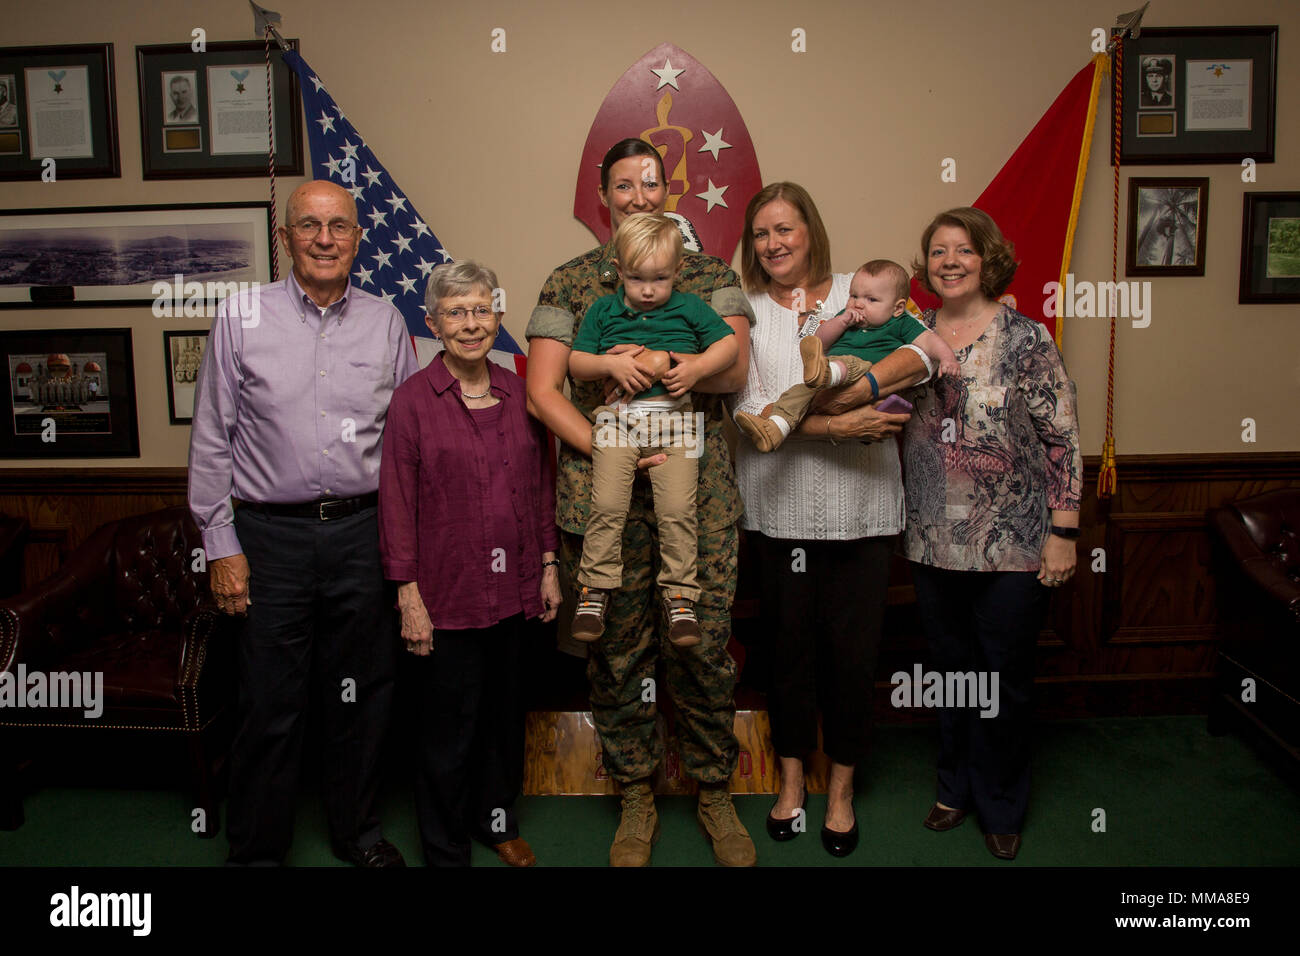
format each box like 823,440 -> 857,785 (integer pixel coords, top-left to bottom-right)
613,213 -> 683,272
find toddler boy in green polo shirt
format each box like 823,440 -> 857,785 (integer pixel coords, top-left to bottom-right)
568,214 -> 738,646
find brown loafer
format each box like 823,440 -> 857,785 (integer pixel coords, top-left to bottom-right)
923,804 -> 967,831
985,833 -> 1021,860
492,837 -> 537,868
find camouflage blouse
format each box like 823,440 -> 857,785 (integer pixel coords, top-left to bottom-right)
526,240 -> 753,535
901,305 -> 1082,571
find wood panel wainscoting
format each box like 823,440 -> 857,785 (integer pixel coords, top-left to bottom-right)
3,453 -> 1298,730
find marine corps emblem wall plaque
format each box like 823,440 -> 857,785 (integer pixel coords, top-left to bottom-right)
574,42 -> 762,262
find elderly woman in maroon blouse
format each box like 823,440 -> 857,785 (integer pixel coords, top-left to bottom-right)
901,208 -> 1081,861
379,260 -> 562,867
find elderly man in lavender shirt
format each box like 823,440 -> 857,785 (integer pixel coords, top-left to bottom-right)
188,180 -> 418,866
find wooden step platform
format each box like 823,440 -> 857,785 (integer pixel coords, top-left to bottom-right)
523,710 -> 832,795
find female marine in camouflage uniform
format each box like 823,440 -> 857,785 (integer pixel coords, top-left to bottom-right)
525,138 -> 755,867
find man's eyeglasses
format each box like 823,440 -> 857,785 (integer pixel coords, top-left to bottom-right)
438,306 -> 495,320
288,219 -> 358,240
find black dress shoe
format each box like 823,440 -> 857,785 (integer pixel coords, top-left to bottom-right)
335,838 -> 407,867
985,833 -> 1021,860
765,792 -> 807,842
820,816 -> 859,857
923,804 -> 968,831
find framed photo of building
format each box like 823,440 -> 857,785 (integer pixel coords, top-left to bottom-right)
0,328 -> 138,458
136,40 -> 303,179
0,43 -> 120,181
1126,178 -> 1209,277
1113,26 -> 1277,165
0,202 -> 273,310
163,329 -> 208,424
1239,192 -> 1300,304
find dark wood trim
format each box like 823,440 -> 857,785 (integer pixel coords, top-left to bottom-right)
0,468 -> 187,495
1082,452 -> 1300,481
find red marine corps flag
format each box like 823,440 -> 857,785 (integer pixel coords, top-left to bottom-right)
909,54 -> 1107,348
575,42 -> 762,261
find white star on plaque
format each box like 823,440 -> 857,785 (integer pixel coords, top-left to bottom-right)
698,128 -> 732,161
696,180 -> 729,212
652,59 -> 684,90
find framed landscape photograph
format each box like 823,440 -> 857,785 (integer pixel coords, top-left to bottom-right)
1127,178 -> 1209,277
0,328 -> 138,459
136,40 -> 303,179
163,329 -> 208,425
1239,192 -> 1300,304
0,43 -> 120,181
0,202 -> 273,309
1113,26 -> 1277,165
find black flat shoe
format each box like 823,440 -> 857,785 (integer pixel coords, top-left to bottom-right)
765,791 -> 807,841
820,815 -> 859,858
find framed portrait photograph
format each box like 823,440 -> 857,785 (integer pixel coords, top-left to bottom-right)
163,329 -> 208,424
1113,26 -> 1277,165
0,328 -> 138,459
136,40 -> 303,180
1239,192 -> 1300,304
0,43 -> 120,181
1127,178 -> 1209,277
0,202 -> 273,310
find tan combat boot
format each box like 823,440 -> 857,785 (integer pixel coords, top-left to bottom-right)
609,780 -> 659,867
697,783 -> 757,867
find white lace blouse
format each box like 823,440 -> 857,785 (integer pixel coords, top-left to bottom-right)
731,273 -> 926,541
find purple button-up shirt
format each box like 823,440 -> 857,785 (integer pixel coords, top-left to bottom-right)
378,353 -> 559,630
188,270 -> 419,560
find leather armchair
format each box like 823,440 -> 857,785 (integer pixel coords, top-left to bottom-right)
0,514 -> 27,598
1207,489 -> 1300,765
0,506 -> 233,836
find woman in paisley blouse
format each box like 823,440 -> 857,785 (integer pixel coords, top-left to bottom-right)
902,207 -> 1081,861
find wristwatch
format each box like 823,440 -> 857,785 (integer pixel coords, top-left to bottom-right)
1050,525 -> 1080,540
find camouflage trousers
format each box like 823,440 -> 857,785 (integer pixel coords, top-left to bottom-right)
561,516 -> 739,785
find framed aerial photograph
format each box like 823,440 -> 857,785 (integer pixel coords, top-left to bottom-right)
1113,26 -> 1277,165
136,40 -> 303,179
0,328 -> 138,459
0,43 -> 120,181
163,329 -> 208,425
1239,192 -> 1300,304
0,202 -> 273,309
1127,178 -> 1209,277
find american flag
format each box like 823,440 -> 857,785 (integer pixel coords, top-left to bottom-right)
283,50 -> 525,374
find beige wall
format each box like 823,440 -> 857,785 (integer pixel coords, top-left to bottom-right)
2,0 -> 1297,468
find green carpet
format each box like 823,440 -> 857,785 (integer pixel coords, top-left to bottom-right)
2,716 -> 1298,866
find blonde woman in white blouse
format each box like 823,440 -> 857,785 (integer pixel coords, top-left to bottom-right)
732,182 -> 931,857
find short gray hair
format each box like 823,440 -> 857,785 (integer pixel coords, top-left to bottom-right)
424,260 -> 499,316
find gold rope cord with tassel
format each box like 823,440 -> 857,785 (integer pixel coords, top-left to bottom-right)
1098,38 -> 1121,500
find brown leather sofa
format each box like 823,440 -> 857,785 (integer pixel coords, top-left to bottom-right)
1207,489 -> 1300,767
0,506 -> 233,835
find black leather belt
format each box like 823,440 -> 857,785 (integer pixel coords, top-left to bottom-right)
234,492 -> 379,521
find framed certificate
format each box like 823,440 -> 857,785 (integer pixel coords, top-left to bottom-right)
136,40 -> 303,180
1113,26 -> 1277,165
0,44 -> 120,181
